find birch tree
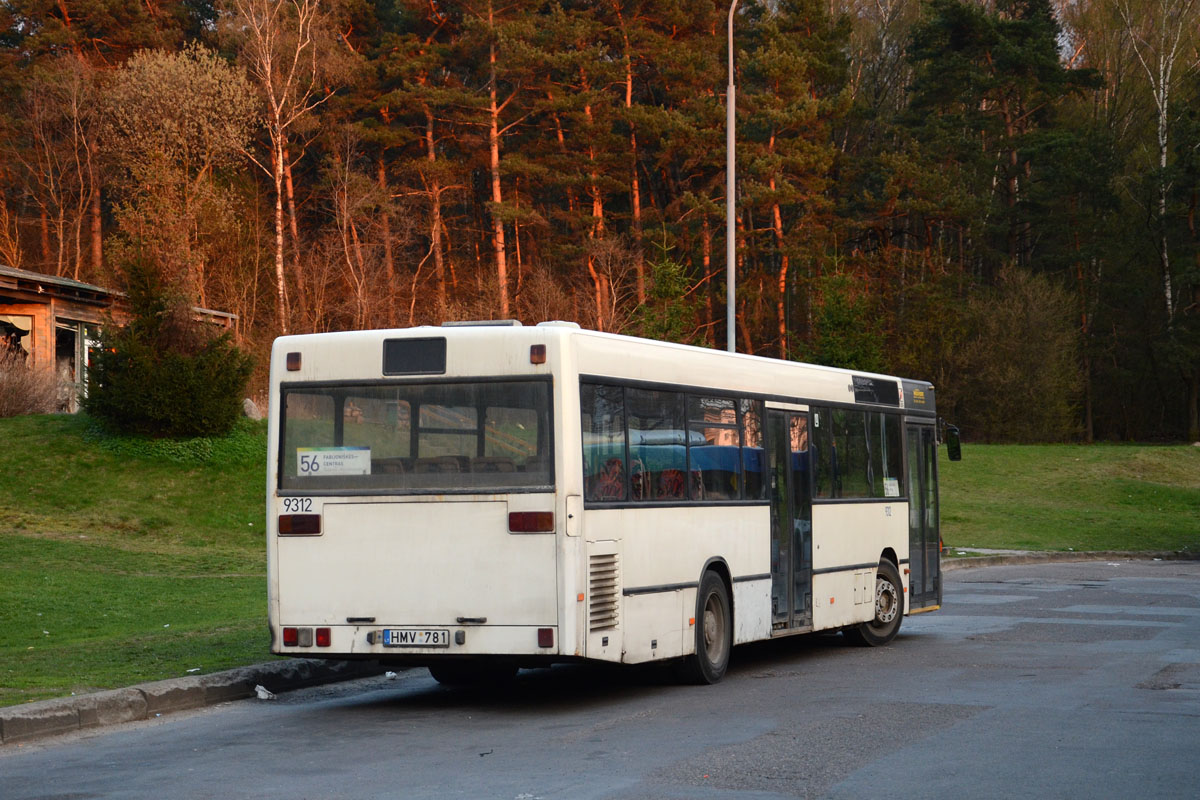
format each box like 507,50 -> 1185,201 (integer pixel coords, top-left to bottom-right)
1111,0 -> 1200,322
225,0 -> 349,333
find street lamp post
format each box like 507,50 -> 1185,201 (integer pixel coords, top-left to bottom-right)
726,0 -> 739,353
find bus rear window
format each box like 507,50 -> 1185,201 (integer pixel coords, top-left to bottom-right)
280,380 -> 552,493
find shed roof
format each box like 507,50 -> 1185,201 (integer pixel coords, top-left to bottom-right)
0,264 -> 111,304
0,265 -> 236,322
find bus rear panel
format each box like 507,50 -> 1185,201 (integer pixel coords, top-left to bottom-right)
267,329 -> 567,665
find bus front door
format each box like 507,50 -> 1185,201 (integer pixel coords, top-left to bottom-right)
768,410 -> 813,631
906,423 -> 941,609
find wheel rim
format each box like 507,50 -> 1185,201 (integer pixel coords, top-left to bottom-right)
703,591 -> 728,664
875,575 -> 899,625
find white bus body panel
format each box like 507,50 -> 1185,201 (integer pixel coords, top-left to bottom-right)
580,504 -> 772,663
277,500 -> 557,623
271,497 -> 559,656
810,502 -> 909,629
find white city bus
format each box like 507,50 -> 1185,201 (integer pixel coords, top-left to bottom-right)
266,322 -> 949,685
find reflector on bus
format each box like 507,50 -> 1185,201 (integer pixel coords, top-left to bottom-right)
278,514 -> 321,535
508,511 -> 554,532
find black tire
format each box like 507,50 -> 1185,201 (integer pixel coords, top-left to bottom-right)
844,560 -> 904,647
675,571 -> 732,685
428,660 -> 518,687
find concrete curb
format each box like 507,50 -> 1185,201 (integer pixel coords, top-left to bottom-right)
0,658 -> 380,746
941,550 -> 1197,571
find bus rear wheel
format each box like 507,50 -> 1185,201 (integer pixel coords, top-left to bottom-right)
844,560 -> 903,647
675,571 -> 731,685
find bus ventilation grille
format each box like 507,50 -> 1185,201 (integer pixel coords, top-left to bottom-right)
588,553 -> 620,632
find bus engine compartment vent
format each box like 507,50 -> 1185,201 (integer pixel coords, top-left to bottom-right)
588,553 -> 620,632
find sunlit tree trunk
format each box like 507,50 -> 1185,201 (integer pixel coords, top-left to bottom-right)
487,0 -> 510,318
89,177 -> 102,277
271,139 -> 288,331
422,103 -> 448,313
614,4 -> 645,304
377,158 -> 395,323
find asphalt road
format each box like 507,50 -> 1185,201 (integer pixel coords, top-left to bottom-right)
2,559 -> 1198,800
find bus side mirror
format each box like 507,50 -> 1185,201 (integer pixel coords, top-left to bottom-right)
945,425 -> 962,462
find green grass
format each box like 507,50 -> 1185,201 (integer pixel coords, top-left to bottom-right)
940,443 -> 1200,553
2,415 -> 1198,708
0,414 -> 271,707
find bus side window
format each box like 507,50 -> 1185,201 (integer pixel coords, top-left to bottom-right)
833,409 -> 870,497
870,412 -> 903,498
740,399 -> 766,500
582,383 -> 627,502
627,388 -> 686,503
812,409 -> 833,498
688,396 -> 740,501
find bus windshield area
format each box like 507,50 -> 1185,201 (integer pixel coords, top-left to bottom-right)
279,379 -> 552,493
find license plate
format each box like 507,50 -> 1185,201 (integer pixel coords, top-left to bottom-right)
382,628 -> 450,647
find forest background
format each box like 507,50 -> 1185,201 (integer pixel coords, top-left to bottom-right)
1,0 -> 1198,443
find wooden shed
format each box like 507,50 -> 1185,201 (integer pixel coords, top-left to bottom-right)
0,265 -> 235,412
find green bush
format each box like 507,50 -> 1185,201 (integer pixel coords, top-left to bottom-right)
83,261 -> 254,437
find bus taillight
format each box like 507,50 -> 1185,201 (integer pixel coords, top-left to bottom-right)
278,514 -> 321,535
508,511 -> 554,532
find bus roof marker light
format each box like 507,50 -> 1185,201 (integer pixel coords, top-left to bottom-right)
530,344 -> 546,364
286,352 -> 301,371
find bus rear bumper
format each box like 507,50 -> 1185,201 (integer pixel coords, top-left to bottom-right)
272,623 -> 561,659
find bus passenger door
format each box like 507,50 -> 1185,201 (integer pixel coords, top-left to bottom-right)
906,424 -> 940,609
768,409 -> 813,631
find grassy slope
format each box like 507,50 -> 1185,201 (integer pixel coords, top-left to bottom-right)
940,443 -> 1200,552
0,414 -> 270,706
1,416 -> 1198,707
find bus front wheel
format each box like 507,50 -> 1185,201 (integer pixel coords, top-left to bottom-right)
844,560 -> 903,647
675,571 -> 732,685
